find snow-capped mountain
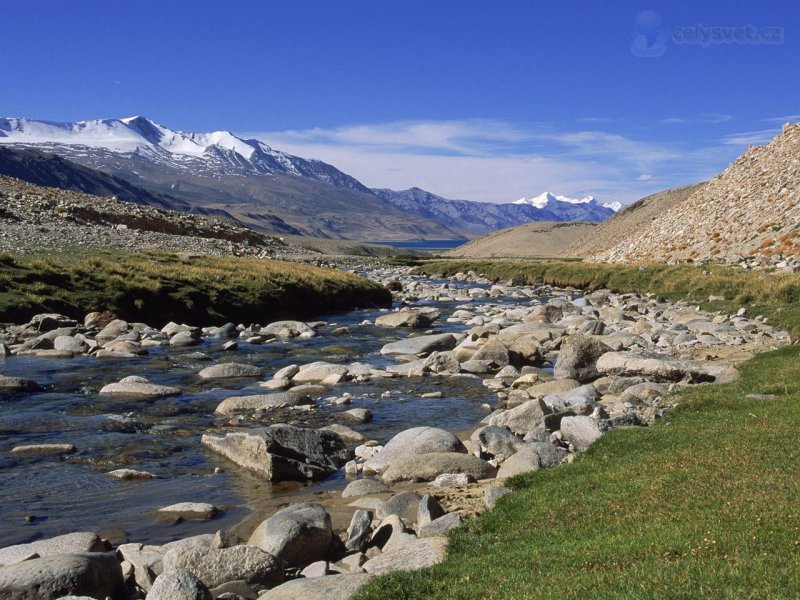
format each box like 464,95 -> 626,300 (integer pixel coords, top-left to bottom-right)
0,115 -> 618,241
374,188 -> 617,238
513,192 -> 623,213
0,116 -> 457,240
0,116 -> 370,190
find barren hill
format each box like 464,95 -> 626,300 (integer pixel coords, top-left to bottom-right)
591,123 -> 800,264
444,221 -> 596,258
568,183 -> 705,258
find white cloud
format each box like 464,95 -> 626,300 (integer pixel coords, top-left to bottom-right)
660,113 -> 732,125
763,114 -> 800,123
721,128 -> 778,146
241,119 -> 739,206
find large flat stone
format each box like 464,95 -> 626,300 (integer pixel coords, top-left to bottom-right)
380,452 -> 496,483
0,553 -> 124,600
214,392 -> 313,415
363,427 -> 465,475
362,537 -> 448,575
258,573 -> 373,600
201,425 -> 350,482
380,334 -> 457,356
596,352 -> 711,383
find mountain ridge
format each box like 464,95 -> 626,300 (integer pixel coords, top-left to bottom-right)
0,115 -> 616,241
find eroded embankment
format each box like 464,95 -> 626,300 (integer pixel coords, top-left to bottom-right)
0,251 -> 392,325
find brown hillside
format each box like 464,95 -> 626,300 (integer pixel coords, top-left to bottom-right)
444,221 -> 595,258
568,183 -> 705,257
592,123 -> 800,264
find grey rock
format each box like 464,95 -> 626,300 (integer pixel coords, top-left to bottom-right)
345,510 -> 372,552
214,392 -> 312,415
26,313 -> 77,332
319,424 -> 367,444
161,544 -> 282,589
0,375 -> 41,392
496,442 -> 567,479
417,495 -> 445,527
99,376 -> 180,397
208,579 -> 258,599
211,531 -> 244,550
553,335 -> 612,382
422,351 -> 461,374
342,479 -> 390,498
380,452 -> 496,484
471,337 -> 512,368
484,486 -> 511,510
198,362 -> 263,380
201,424 -> 350,481
262,321 -> 315,339
148,570 -> 212,600
362,537 -> 448,575
487,399 -> 550,435
116,542 -> 166,593
363,427 -> 465,475
300,561 -> 328,578
471,425 -> 524,460
11,443 -> 75,455
95,319 -> 129,340
376,491 -> 423,521
560,416 -> 603,451
157,502 -> 218,521
618,382 -> 668,405
170,331 -> 200,347
418,512 -> 463,538
106,468 -> 157,481
273,364 -> 300,380
292,362 -> 349,384
375,308 -> 439,328
0,533 -> 104,567
596,351 -> 712,383
379,333 -> 457,356
257,573 -> 373,600
52,336 -> 88,353
431,473 -> 475,487
342,408 -> 372,423
247,503 -> 332,567
0,553 -> 124,600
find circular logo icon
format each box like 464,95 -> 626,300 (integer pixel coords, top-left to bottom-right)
631,10 -> 667,57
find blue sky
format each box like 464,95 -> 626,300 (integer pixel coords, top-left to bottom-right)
1,0 -> 798,204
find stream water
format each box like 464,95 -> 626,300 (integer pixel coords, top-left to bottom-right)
0,275 -> 547,548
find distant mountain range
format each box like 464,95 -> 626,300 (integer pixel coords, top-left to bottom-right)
373,188 -> 616,238
0,116 -> 619,240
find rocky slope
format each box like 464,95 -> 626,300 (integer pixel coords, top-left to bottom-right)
591,123 -> 800,265
568,183 -> 705,258
444,221 -> 596,258
0,175 -> 409,260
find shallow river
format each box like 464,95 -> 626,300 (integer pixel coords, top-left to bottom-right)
0,275 -> 548,547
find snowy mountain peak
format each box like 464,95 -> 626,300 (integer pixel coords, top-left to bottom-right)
0,116 -> 266,160
513,191 -> 621,212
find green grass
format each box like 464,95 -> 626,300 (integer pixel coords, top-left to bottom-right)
355,259 -> 800,599
0,250 -> 391,326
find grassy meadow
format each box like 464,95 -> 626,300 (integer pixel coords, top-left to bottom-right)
0,250 -> 391,325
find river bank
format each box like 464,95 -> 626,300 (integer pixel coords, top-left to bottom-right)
0,261 -> 792,598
